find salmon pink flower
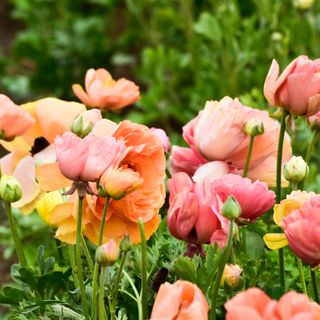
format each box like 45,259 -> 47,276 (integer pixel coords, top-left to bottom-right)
150,280 -> 208,320
72,68 -> 140,110
95,239 -> 119,266
212,174 -> 275,222
264,55 -> 320,116
151,127 -> 170,152
168,172 -> 228,245
0,94 -> 34,141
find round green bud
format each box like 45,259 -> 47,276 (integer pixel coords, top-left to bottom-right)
284,156 -> 309,183
0,175 -> 22,203
244,118 -> 264,137
222,195 -> 241,220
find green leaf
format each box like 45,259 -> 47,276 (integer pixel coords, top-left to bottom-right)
194,12 -> 222,43
244,230 -> 265,259
170,256 -> 197,283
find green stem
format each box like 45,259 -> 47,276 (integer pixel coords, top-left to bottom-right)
138,219 -> 148,320
311,268 -> 319,302
276,110 -> 288,290
210,220 -> 234,320
297,258 -> 307,295
305,131 -> 318,164
76,196 -> 90,319
243,136 -> 255,178
98,266 -> 107,320
5,202 -> 27,266
68,245 -> 79,287
81,236 -> 93,273
92,196 -> 110,319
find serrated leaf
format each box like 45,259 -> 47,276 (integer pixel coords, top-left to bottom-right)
170,256 -> 197,283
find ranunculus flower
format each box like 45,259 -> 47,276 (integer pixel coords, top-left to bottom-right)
225,288 -> 320,320
264,191 -> 315,250
0,94 -> 34,141
49,120 -> 166,245
212,174 -> 275,222
167,172 -> 228,246
282,195 -> 320,267
55,132 -> 127,182
150,280 -> 208,320
221,264 -> 242,289
264,55 -> 320,116
151,127 -> 171,152
95,239 -> 119,266
72,68 -> 140,110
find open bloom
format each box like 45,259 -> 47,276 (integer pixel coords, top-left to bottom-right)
0,94 -> 34,141
282,195 -> 320,267
264,55 -> 320,116
225,288 -> 320,320
150,280 -> 208,320
212,174 -> 275,222
264,191 -> 315,250
72,68 -> 140,110
168,172 -> 228,246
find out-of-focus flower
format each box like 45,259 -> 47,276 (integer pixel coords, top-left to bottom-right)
72,68 -> 140,111
282,195 -> 320,267
264,56 -> 320,116
55,132 -> 127,182
283,156 -> 309,183
308,111 -> 320,130
0,175 -> 22,203
167,172 -> 228,246
150,280 -> 208,320
244,118 -> 264,137
95,239 -> 119,266
48,120 -> 166,245
294,0 -> 314,10
264,191 -> 315,250
150,127 -> 170,152
0,94 -> 34,141
225,288 -> 320,320
71,109 -> 102,138
220,264 -> 243,289
212,174 -> 275,222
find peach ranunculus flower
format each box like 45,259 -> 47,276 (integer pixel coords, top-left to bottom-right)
264,55 -> 320,116
171,96 -> 292,187
263,190 -> 315,250
225,288 -> 320,320
72,68 -> 140,111
0,94 -> 34,141
0,98 -> 86,213
47,119 -> 166,245
150,280 -> 209,320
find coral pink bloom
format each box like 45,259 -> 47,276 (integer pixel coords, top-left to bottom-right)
0,94 -> 34,140
55,132 -> 127,182
72,68 -> 140,110
283,195 -> 320,267
212,174 -> 275,221
151,127 -> 171,152
150,280 -> 208,320
168,172 -> 228,245
264,55 -> 320,116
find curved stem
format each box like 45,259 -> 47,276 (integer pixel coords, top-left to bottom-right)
81,236 -> 93,273
210,220 -> 234,320
138,219 -> 148,320
243,136 -> 255,178
311,268 -> 319,303
92,196 -> 110,319
5,202 -> 27,266
297,258 -> 307,295
98,266 -> 107,320
76,196 -> 90,319
305,131 -> 318,164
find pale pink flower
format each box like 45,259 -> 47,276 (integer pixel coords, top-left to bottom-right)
264,55 -> 320,116
72,68 -> 140,110
151,127 -> 171,152
192,161 -> 230,183
212,174 -> 275,221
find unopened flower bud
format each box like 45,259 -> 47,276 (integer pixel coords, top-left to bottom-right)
220,264 -> 243,289
70,109 -> 102,138
222,195 -> 241,220
294,0 -> 314,10
120,236 -> 132,253
95,239 -> 119,267
284,156 -> 309,183
0,175 -> 22,203
244,119 -> 264,137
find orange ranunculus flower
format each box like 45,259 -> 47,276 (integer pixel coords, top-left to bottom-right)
150,280 -> 209,320
72,68 -> 140,111
50,120 -> 166,244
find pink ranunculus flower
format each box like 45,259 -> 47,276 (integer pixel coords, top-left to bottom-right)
55,132 -> 128,182
212,174 -> 275,222
72,68 -> 140,111
167,172 -> 228,245
151,127 -> 171,152
264,55 -> 320,116
282,195 -> 320,267
0,94 -> 34,140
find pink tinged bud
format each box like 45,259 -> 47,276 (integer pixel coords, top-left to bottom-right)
150,127 -> 171,152
95,239 -> 119,266
100,166 -> 143,199
220,264 -> 243,289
